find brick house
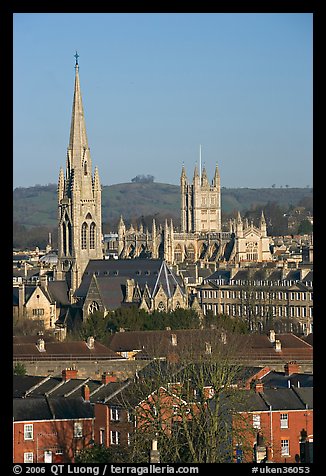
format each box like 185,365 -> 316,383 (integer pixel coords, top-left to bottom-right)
13,397 -> 94,463
233,383 -> 313,463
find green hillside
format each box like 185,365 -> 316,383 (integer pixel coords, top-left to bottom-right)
13,182 -> 313,229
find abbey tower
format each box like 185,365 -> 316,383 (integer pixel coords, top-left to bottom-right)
56,56 -> 102,301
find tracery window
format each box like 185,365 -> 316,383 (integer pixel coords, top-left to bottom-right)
90,222 -> 96,249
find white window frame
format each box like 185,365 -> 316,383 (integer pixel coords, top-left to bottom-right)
74,421 -> 83,438
24,424 -> 33,440
24,452 -> 34,463
110,430 -> 121,445
253,414 -> 261,429
280,413 -> 289,429
110,407 -> 121,421
281,439 -> 290,456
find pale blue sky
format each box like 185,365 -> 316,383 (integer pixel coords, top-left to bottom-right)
13,13 -> 313,189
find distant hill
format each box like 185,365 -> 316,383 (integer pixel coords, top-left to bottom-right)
13,182 -> 313,229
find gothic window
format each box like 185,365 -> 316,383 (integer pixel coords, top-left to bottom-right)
88,301 -> 99,314
62,223 -> 67,256
90,222 -> 96,249
186,244 -> 195,262
158,301 -> 166,312
86,212 -> 92,220
67,221 -> 72,255
174,244 -> 183,263
81,222 -> 88,249
84,161 -> 87,175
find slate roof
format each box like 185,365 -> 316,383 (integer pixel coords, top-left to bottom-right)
13,340 -> 123,360
13,374 -> 132,404
106,329 -> 313,362
13,397 -> 93,421
261,371 -> 313,389
75,259 -> 185,305
261,387 -> 313,410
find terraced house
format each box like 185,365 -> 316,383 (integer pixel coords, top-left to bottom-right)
197,265 -> 313,334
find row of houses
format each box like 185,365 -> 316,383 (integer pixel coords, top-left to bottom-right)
13,258 -> 313,335
13,357 -> 313,464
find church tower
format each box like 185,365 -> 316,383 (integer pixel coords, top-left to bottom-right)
56,54 -> 102,301
180,161 -> 221,234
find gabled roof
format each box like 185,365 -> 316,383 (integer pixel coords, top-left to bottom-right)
13,397 -> 93,421
75,259 -> 185,308
13,340 -> 122,360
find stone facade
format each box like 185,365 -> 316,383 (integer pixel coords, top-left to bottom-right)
55,60 -> 102,300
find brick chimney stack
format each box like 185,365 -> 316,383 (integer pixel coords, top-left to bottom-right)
62,368 -> 78,381
255,380 -> 264,393
83,384 -> 90,402
284,361 -> 300,376
101,372 -> 117,384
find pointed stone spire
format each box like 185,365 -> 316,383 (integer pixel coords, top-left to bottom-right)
260,210 -> 267,236
201,166 -> 209,187
58,167 -> 65,202
213,163 -> 220,187
93,166 -> 101,191
68,54 -> 90,171
193,164 -> 200,187
181,163 -> 187,185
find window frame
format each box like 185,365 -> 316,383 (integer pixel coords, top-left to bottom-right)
24,424 -> 33,440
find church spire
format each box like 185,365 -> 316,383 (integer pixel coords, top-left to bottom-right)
68,52 -> 90,170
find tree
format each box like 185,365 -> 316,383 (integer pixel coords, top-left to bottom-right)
115,332 -> 256,463
75,444 -> 132,463
13,362 -> 27,375
297,219 -> 313,235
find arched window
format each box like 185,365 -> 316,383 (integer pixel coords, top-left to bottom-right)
67,221 -> 72,255
81,222 -> 88,249
90,222 -> 96,249
62,223 -> 67,256
84,161 -> 87,175
88,301 -> 99,314
186,244 -> 195,262
158,301 -> 166,312
174,244 -> 183,263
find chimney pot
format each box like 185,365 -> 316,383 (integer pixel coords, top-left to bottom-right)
62,368 -> 78,381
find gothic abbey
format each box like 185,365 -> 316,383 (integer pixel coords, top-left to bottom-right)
56,58 -> 272,301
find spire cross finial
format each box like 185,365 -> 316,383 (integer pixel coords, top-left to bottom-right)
74,51 -> 79,66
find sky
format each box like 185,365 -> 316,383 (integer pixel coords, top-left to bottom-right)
13,13 -> 313,189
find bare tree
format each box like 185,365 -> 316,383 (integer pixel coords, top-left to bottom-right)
114,331 -> 257,463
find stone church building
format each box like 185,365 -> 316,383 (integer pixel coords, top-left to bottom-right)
54,56 -> 272,310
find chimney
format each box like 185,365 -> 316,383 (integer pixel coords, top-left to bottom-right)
255,380 -> 264,393
36,338 -> 46,352
171,334 -> 177,346
269,329 -> 275,343
274,340 -> 282,352
83,384 -> 90,402
39,274 -> 48,291
62,368 -> 78,381
101,372 -> 117,384
284,361 -> 300,376
86,336 -> 95,349
18,283 -> 25,318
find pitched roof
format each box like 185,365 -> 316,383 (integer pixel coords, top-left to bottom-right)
13,339 -> 123,360
75,259 -> 185,303
13,397 -> 93,421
